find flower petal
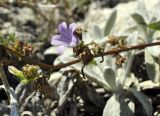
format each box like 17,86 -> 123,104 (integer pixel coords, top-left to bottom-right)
69,41 -> 77,47
57,45 -> 67,54
59,22 -> 71,39
51,35 -> 67,45
70,36 -> 78,47
69,23 -> 77,33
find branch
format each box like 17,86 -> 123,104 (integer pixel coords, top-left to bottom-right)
5,41 -> 160,70
94,41 -> 160,57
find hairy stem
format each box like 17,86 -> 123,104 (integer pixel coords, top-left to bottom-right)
0,64 -> 10,98
0,64 -> 19,116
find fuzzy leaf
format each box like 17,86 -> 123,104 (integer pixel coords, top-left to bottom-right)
103,67 -> 116,91
58,56 -> 112,91
131,13 -> 147,37
103,94 -> 133,116
137,0 -> 149,21
93,25 -> 103,39
126,31 -> 138,46
148,39 -> 160,57
104,10 -> 117,36
124,32 -> 138,77
44,46 -> 60,55
131,13 -> 146,26
116,68 -> 126,90
129,88 -> 153,116
145,49 -> 160,83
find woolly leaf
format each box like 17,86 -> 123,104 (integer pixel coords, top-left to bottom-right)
145,49 -> 160,83
103,94 -> 133,116
103,67 -> 116,91
104,10 -> 117,36
129,88 -> 153,116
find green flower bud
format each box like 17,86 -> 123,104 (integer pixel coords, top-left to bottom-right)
22,64 -> 40,80
8,65 -> 41,84
8,66 -> 26,81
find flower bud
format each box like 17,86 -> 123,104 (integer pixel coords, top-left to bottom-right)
22,64 -> 40,80
8,66 -> 25,80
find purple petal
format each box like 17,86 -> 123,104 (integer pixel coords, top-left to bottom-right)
69,41 -> 77,47
70,36 -> 78,47
69,23 -> 77,33
57,45 -> 67,54
51,35 -> 67,45
59,22 -> 71,39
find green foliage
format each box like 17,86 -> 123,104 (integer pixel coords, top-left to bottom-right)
8,65 -> 40,84
148,21 -> 160,30
0,33 -> 16,46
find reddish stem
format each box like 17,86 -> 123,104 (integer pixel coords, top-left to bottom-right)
5,41 -> 160,70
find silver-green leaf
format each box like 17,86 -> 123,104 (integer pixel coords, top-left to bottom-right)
145,49 -> 160,83
103,94 -> 133,116
104,9 -> 117,36
131,13 -> 147,37
129,88 -> 153,116
103,67 -> 116,91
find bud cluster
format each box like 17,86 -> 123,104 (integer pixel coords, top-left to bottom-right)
72,28 -> 105,78
22,64 -> 40,80
107,35 -> 127,66
0,45 -> 11,64
8,40 -> 33,57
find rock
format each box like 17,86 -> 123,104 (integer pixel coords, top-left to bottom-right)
10,7 -> 35,25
